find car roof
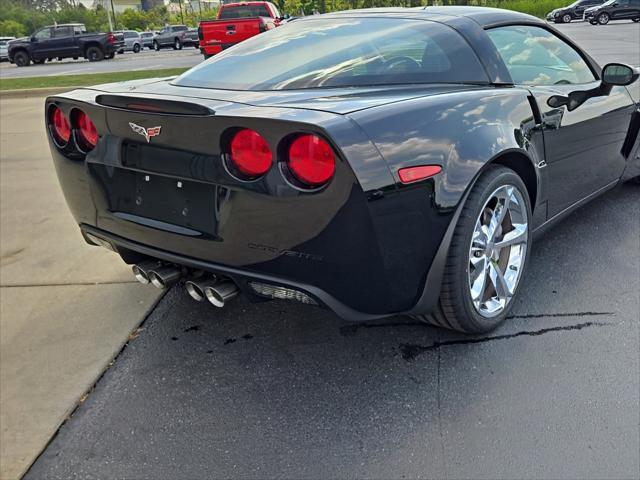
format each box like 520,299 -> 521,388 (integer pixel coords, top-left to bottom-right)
47,23 -> 85,27
322,6 -> 543,28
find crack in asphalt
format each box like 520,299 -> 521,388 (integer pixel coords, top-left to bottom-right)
399,321 -> 611,361
339,311 -> 615,336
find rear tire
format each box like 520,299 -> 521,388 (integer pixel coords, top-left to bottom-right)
174,38 -> 182,50
13,50 -> 30,67
86,46 -> 104,62
633,18 -> 640,22
153,40 -> 160,51
414,166 -> 532,333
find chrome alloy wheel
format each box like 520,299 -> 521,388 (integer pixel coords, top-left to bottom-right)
468,185 -> 528,318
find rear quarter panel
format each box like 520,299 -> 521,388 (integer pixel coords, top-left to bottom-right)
349,87 -> 545,211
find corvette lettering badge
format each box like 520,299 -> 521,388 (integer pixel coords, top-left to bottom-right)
129,122 -> 162,143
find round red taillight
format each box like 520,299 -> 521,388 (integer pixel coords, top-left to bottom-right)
287,134 -> 335,187
75,110 -> 98,151
229,129 -> 272,178
50,106 -> 71,145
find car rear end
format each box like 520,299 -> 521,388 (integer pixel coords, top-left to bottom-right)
105,31 -> 125,55
44,86 -> 419,320
140,32 -> 154,48
184,28 -> 199,47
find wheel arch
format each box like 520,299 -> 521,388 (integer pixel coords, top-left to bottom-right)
486,149 -> 538,212
11,47 -> 30,59
405,147 -> 539,317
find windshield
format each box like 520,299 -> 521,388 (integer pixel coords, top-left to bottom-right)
602,0 -> 615,5
175,18 -> 489,90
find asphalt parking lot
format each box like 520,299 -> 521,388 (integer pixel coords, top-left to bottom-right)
23,182 -> 640,479
4,19 -> 640,480
0,47 -> 202,79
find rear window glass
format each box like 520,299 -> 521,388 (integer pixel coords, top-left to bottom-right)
220,5 -> 270,18
175,18 -> 489,90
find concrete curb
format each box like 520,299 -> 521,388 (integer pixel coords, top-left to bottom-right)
0,86 -> 81,99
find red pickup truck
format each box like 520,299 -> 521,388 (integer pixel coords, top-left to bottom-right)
198,1 -> 282,58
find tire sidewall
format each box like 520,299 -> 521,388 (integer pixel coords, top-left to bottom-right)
598,13 -> 609,24
449,167 -> 533,332
87,46 -> 104,62
154,41 -> 160,51
15,51 -> 29,66
133,43 -> 140,53
563,14 -> 572,23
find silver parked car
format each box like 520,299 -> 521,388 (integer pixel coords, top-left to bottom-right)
140,31 -> 155,49
115,30 -> 142,53
0,37 -> 16,61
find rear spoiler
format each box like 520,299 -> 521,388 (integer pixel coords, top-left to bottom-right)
96,94 -> 213,116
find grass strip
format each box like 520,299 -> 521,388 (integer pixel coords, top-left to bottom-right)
0,68 -> 189,91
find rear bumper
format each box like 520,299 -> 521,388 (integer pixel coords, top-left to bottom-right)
200,43 -> 224,55
106,42 -> 124,54
46,91 -> 454,320
82,224 -> 390,322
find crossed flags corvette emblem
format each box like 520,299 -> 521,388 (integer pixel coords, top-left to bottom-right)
129,122 -> 162,143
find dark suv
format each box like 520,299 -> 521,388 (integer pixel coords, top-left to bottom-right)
585,0 -> 640,24
547,0 -> 605,23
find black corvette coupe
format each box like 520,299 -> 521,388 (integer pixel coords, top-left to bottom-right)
46,6 -> 640,333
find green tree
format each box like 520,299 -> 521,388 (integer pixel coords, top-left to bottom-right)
0,19 -> 26,36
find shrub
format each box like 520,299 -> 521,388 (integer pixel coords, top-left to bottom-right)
0,19 -> 26,37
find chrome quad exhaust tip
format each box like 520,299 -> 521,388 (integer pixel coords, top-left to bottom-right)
185,276 -> 219,302
147,265 -> 183,289
132,260 -> 162,285
185,277 -> 239,308
204,281 -> 239,308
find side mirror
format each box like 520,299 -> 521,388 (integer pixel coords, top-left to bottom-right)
30,36 -> 37,42
602,63 -> 639,86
